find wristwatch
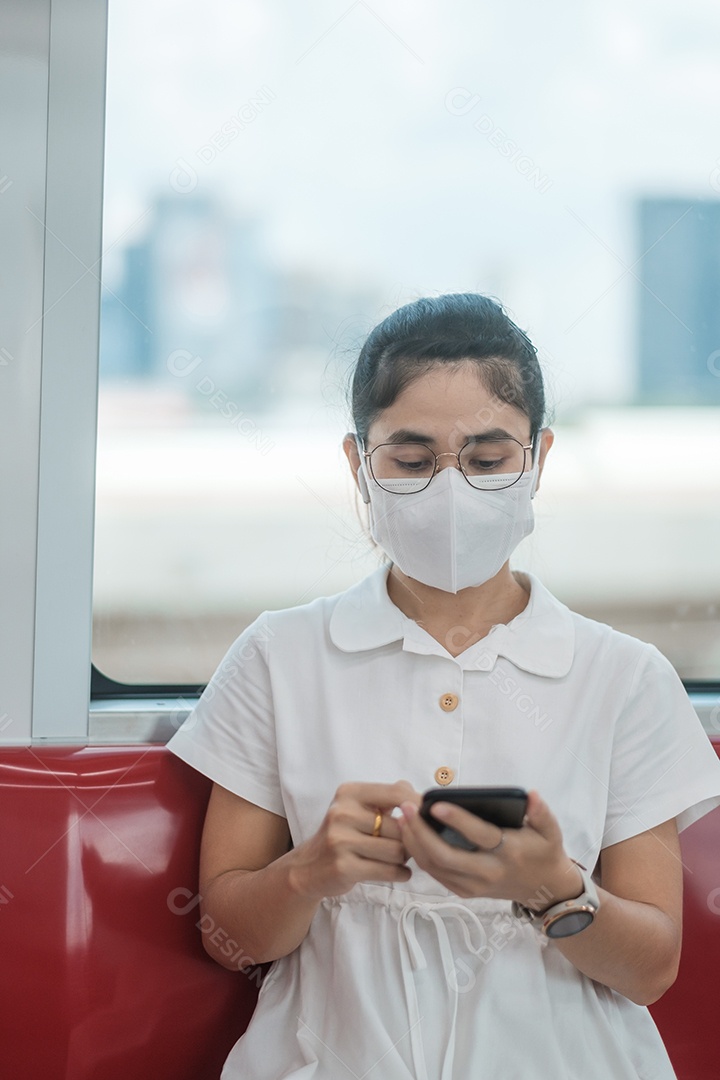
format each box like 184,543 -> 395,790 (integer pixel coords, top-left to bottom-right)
511,860 -> 600,938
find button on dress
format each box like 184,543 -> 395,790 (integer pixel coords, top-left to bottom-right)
167,567 -> 720,1079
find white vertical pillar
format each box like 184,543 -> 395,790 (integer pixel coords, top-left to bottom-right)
32,0 -> 108,739
0,0 -> 107,745
0,2 -> 51,745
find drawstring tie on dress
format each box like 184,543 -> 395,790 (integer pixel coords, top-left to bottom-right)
397,899 -> 490,1080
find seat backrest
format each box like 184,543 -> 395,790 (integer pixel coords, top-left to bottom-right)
649,740 -> 720,1078
0,745 -> 258,1080
1,740 -> 719,1079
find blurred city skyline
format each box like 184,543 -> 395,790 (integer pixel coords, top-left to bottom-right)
102,0 -> 720,409
101,190 -> 720,410
100,192 -> 383,413
94,0 -> 720,684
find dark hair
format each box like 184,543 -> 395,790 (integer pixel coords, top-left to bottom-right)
350,293 -> 546,446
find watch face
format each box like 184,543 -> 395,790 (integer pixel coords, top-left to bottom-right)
546,909 -> 595,939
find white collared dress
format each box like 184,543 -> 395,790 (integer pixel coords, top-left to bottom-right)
167,568 -> 720,1080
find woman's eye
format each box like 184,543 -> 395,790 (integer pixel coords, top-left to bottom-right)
468,456 -> 503,471
462,439 -> 524,474
395,458 -> 432,472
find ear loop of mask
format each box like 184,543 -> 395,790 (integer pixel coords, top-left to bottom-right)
354,436 -> 371,503
529,435 -> 541,498
358,463 -> 371,504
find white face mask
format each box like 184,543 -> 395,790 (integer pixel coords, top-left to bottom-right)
359,459 -> 538,593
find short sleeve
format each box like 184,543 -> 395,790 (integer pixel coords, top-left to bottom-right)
602,643 -> 720,847
166,615 -> 285,818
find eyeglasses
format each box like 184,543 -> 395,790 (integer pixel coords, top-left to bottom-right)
362,436 -> 534,494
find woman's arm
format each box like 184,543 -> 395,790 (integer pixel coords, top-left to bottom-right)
198,785 -> 311,970
550,818 -> 682,1006
397,791 -> 682,1006
198,779 -> 414,971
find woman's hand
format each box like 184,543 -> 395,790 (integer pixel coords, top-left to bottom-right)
397,789 -> 583,908
288,780 -> 416,901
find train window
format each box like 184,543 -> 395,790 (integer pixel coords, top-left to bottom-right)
93,0 -> 720,687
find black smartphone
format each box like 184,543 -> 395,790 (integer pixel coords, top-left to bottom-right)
420,786 -> 528,851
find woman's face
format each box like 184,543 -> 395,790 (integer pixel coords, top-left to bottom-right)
344,360 -> 553,490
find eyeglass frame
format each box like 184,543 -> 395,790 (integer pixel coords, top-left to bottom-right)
358,433 -> 537,494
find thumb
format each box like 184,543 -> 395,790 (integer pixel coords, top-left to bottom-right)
524,789 -> 560,842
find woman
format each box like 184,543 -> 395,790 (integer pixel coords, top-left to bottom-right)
168,294 -> 720,1079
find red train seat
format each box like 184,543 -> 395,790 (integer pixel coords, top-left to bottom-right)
1,740 -> 719,1079
649,739 -> 720,1078
0,745 -> 257,1080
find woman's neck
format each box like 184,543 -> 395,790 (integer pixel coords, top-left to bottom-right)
385,564 -> 530,657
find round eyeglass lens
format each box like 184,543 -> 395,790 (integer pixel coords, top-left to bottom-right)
459,438 -> 527,490
369,443 -> 436,493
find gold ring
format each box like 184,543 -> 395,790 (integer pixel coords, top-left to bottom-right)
372,811 -> 383,838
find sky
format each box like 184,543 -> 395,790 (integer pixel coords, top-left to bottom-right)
102,0 -> 720,408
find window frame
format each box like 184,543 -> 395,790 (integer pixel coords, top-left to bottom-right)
1,0 -> 106,743
1,0 -> 717,748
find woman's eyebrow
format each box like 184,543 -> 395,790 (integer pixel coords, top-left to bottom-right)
383,427 -> 517,444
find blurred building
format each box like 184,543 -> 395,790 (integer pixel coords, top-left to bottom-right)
637,197 -> 720,405
99,194 -> 381,410
100,195 -> 280,403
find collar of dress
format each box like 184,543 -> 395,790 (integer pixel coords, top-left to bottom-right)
328,566 -> 575,678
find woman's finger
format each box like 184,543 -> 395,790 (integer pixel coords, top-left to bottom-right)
398,801 -> 493,867
424,801 -> 505,851
358,836 -> 411,866
336,779 -> 419,813
366,808 -> 404,841
523,789 -> 562,844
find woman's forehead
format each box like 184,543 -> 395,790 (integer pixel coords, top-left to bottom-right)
369,364 -> 531,441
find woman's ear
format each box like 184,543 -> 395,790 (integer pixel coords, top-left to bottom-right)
534,428 -> 554,494
342,433 -> 371,504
